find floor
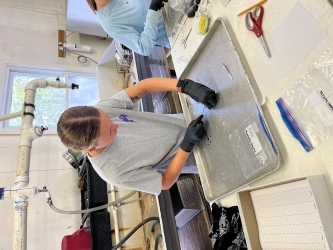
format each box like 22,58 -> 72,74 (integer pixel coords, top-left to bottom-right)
139,175 -> 213,250
177,175 -> 213,250
139,193 -> 165,250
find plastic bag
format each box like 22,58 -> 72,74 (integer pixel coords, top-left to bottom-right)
169,0 -> 197,15
229,108 -> 277,179
276,48 -> 333,152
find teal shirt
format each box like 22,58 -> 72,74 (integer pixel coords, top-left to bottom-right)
96,0 -> 170,56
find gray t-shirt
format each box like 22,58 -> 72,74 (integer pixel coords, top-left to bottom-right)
88,90 -> 198,195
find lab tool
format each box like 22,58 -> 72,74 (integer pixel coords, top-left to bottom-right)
182,28 -> 192,49
237,0 -> 266,16
222,63 -> 233,80
245,6 -> 271,58
196,13 -> 210,35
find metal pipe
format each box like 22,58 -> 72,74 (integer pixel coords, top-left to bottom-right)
110,185 -> 120,244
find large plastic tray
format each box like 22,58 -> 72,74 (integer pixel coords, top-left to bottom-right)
178,18 -> 281,202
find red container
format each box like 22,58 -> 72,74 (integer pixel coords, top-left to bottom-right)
61,227 -> 91,250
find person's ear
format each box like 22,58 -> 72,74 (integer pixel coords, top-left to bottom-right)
85,148 -> 93,153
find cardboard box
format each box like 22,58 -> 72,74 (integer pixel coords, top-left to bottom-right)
236,175 -> 333,250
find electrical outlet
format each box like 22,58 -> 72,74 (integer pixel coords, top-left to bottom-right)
58,30 -> 66,58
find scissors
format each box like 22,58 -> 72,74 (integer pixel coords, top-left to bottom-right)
245,6 -> 271,58
182,28 -> 192,49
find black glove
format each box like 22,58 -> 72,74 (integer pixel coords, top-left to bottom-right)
177,79 -> 217,109
187,3 -> 199,18
180,115 -> 205,152
149,0 -> 168,11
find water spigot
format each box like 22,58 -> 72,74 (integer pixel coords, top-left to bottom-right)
41,126 -> 48,131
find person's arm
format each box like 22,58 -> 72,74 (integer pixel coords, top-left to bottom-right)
162,115 -> 205,189
125,78 -> 217,109
125,78 -> 180,103
108,9 -> 161,56
95,0 -> 166,56
161,149 -> 190,189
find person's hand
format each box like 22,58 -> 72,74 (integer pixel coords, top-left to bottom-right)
177,79 -> 217,109
149,0 -> 168,11
180,115 -> 205,152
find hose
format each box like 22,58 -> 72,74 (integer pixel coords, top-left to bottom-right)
111,217 -> 160,250
154,234 -> 163,250
47,190 -> 139,214
82,193 -> 148,224
119,192 -> 149,206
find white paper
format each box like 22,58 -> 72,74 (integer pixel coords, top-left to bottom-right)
252,2 -> 326,104
244,124 -> 262,155
250,179 -> 330,249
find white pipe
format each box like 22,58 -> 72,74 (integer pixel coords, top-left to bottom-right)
13,199 -> 28,250
0,78 -> 77,250
11,186 -> 39,250
47,81 -> 73,89
16,79 -> 73,185
5,186 -> 40,199
110,185 -> 120,244
0,111 -> 23,122
24,78 -> 47,90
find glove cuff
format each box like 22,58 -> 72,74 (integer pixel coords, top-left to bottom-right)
176,79 -> 186,93
149,5 -> 160,11
180,140 -> 194,153
149,1 -> 164,11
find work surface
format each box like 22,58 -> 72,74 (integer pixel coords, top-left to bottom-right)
163,0 -> 333,207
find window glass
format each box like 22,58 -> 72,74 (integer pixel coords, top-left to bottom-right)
9,74 -> 66,127
3,69 -> 98,129
68,75 -> 99,107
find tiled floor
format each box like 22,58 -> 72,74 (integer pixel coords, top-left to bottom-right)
139,175 -> 213,250
140,194 -> 165,250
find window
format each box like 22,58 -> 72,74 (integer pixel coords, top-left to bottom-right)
1,68 -> 99,129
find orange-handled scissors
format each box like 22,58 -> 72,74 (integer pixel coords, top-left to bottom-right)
245,6 -> 271,58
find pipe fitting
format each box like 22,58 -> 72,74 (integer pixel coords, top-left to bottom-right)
47,80 -> 73,89
19,126 -> 44,147
25,78 -> 47,91
6,185 -> 39,201
14,176 -> 29,188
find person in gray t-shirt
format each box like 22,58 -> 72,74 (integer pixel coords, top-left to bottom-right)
57,78 -> 216,194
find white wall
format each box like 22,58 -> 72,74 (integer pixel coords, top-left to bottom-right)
0,0 -> 121,249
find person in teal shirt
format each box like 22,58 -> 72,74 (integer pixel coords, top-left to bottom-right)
86,0 -> 170,56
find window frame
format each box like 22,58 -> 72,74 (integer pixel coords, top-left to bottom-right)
0,67 -> 98,131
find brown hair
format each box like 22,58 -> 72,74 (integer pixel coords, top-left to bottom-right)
57,106 -> 101,151
86,0 -> 97,13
